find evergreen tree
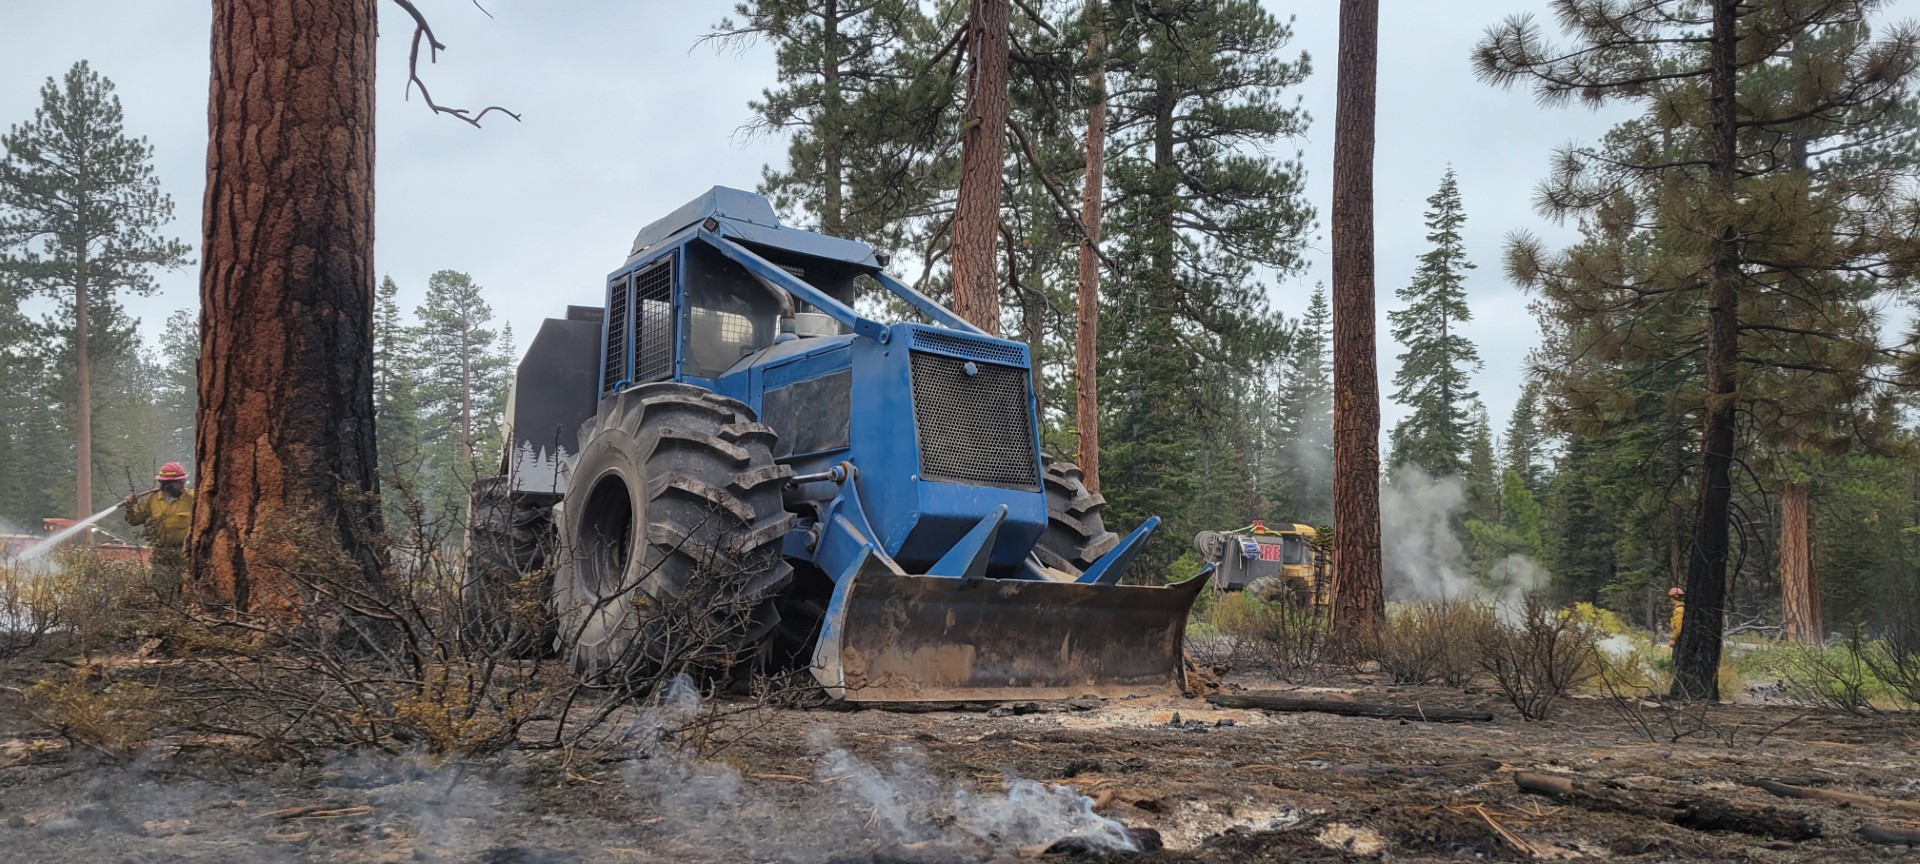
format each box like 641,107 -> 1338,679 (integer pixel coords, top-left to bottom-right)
1330,0 -> 1385,634
1388,168 -> 1480,478
1097,0 -> 1315,576
412,270 -> 509,513
1464,401 -> 1497,524
372,275 -> 424,525
1478,0 -> 1920,699
0,60 -> 192,519
1268,284 -> 1333,523
1465,468 -> 1545,579
706,1 -> 947,248
1544,430 -> 1618,605
1503,380 -> 1544,491
152,308 -> 198,468
0,277 -> 60,528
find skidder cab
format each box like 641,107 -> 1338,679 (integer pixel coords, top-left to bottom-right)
472,187 -> 1206,701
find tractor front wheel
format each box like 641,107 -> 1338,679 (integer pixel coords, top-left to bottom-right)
551,383 -> 795,683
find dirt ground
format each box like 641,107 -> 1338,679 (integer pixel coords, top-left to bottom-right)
3,649 -> 1919,864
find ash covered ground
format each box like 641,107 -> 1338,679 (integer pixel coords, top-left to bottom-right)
3,651 -> 1918,863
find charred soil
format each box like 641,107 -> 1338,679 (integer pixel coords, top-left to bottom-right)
2,643 -> 1918,863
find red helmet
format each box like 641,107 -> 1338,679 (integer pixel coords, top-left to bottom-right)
1668,586 -> 1685,598
155,462 -> 188,482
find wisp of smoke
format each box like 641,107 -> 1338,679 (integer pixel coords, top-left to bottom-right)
624,676 -> 1136,861
1379,465 -> 1476,602
1378,465 -> 1551,616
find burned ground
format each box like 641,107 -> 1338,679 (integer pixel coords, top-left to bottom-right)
2,647 -> 1918,863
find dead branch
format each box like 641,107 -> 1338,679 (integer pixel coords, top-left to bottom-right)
1514,771 -> 1822,841
388,0 -> 522,128
1860,823 -> 1920,846
1206,691 -> 1494,723
1751,779 -> 1920,818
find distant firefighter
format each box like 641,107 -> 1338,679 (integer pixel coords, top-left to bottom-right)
1668,586 -> 1686,646
121,462 -> 195,598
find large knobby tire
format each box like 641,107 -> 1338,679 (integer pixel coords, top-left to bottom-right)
463,476 -> 556,655
1033,455 -> 1120,577
551,383 -> 795,682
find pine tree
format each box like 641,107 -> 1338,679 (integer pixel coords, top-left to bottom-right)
1545,431 -> 1618,605
1097,0 -> 1316,577
152,309 -> 197,468
413,270 -> 509,512
1479,0 -> 1920,698
0,276 -> 59,527
1268,284 -> 1334,523
1388,168 -> 1480,479
1075,0 -> 1109,494
1331,0 -> 1385,634
373,275 -> 422,509
1465,401 -> 1497,524
706,1 -> 946,248
0,61 -> 192,520
1503,380 -> 1544,492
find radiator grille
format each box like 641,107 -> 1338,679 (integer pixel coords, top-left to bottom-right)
602,276 -> 630,396
909,351 -> 1040,490
633,257 -> 675,383
910,328 -> 1028,367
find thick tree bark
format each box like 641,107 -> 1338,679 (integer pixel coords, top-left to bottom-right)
1329,0 -> 1384,637
191,0 -> 385,610
950,0 -> 1009,335
1075,0 -> 1106,494
74,276 -> 91,523
1780,481 -> 1821,643
1672,0 -> 1741,701
821,0 -> 844,237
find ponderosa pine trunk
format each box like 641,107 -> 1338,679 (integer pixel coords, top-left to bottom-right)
950,0 -> 1008,335
74,275 -> 91,523
191,0 -> 385,610
1780,481 -> 1821,643
1671,0 -> 1741,701
1075,0 -> 1106,494
1329,0 -> 1385,637
821,0 -> 845,238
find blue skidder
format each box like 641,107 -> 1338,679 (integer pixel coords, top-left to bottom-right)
470,187 -> 1206,701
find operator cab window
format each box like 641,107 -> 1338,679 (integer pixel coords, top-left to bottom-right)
683,242 -> 783,378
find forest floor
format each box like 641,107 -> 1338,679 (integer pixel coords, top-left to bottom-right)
2,641 -> 1919,863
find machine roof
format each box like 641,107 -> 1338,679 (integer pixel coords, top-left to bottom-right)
627,186 -> 880,268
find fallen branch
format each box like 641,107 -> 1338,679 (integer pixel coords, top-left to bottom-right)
1860,823 -> 1920,846
1751,779 -> 1920,818
1514,771 -> 1821,841
1336,758 -> 1505,779
1470,804 -> 1540,858
1206,692 -> 1494,723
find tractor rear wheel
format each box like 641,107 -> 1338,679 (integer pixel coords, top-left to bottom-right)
463,476 -> 556,655
551,383 -> 795,682
1033,455 -> 1120,578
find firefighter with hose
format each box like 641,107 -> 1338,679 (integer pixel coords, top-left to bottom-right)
119,462 -> 194,598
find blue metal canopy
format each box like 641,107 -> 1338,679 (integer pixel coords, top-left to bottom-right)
627,186 -> 881,269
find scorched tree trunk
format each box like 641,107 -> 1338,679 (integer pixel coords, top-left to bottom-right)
190,0 -> 385,610
1329,0 -> 1385,637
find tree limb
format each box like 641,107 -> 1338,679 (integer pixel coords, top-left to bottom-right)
389,0 -> 522,128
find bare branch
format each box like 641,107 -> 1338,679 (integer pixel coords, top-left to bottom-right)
389,0 -> 522,129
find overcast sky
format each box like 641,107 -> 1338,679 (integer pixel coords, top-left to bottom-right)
3,2 -> 1911,441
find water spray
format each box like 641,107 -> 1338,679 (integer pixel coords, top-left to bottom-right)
16,504 -> 128,564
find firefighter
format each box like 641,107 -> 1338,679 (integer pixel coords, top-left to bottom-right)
1668,586 -> 1686,647
120,462 -> 194,598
